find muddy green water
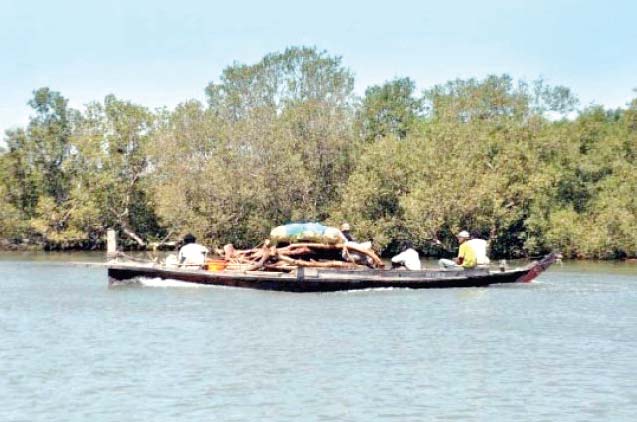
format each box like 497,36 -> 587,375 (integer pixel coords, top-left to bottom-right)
1,253 -> 636,421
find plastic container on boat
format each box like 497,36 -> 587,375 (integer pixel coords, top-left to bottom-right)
205,259 -> 227,271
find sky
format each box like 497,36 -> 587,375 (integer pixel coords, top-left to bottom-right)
1,0 -> 636,138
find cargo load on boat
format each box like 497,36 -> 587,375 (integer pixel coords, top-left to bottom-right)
270,223 -> 345,246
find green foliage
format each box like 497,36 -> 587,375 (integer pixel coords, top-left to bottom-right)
0,90 -> 163,248
357,77 -> 422,142
150,48 -> 358,248
205,46 -> 354,120
68,95 -> 162,246
2,88 -> 74,219
0,181 -> 25,238
334,74 -> 632,259
522,103 -> 637,258
331,136 -> 421,250
1,52 -> 635,259
424,74 -> 577,122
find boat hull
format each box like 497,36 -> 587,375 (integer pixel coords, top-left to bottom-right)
108,253 -> 557,292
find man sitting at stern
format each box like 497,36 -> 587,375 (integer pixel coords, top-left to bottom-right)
438,230 -> 477,270
467,230 -> 490,267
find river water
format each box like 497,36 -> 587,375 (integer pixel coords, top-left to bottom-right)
1,252 -> 636,421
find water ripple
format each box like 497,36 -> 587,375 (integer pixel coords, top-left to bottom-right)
1,259 -> 637,421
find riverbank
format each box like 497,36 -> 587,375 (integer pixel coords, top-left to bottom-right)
0,238 -> 43,251
0,237 -> 115,252
3,239 -> 637,262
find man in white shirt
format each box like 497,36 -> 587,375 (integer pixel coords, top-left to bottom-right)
391,242 -> 421,271
178,233 -> 209,268
467,231 -> 490,267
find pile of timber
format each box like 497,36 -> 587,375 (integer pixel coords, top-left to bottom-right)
221,240 -> 385,272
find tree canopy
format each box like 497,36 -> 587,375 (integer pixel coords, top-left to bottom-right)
1,48 -> 635,258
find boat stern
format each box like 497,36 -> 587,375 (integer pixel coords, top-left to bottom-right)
516,253 -> 558,283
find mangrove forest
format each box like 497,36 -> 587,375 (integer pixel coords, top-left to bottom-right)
1,47 -> 636,259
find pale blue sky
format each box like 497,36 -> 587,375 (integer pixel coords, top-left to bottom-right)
1,0 -> 636,137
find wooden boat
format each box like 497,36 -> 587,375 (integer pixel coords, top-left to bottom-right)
107,253 -> 558,292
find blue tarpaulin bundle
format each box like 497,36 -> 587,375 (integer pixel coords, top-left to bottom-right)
270,223 -> 343,245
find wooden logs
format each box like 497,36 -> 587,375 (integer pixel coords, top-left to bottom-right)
219,241 -> 385,271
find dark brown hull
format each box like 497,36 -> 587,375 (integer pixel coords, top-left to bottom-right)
108,253 -> 557,293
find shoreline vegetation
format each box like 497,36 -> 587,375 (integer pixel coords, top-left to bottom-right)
1,47 -> 636,260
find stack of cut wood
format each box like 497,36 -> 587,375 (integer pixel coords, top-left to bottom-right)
220,240 -> 385,271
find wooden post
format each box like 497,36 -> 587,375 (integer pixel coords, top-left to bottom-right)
499,259 -> 507,272
107,229 -> 118,258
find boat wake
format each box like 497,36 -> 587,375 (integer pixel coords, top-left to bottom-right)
138,277 -> 215,288
333,287 -> 400,295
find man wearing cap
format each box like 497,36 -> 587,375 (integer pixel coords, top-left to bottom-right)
438,230 -> 477,269
340,222 -> 355,242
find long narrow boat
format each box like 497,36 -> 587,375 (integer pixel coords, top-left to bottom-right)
107,253 -> 558,292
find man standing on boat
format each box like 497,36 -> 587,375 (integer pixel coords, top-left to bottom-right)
178,233 -> 209,268
438,230 -> 477,269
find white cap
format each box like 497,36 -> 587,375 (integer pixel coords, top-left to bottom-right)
457,230 -> 470,239
340,223 -> 351,231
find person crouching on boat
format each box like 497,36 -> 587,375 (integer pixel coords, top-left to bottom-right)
178,233 -> 209,268
391,241 -> 421,271
339,222 -> 375,266
438,230 -> 476,269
